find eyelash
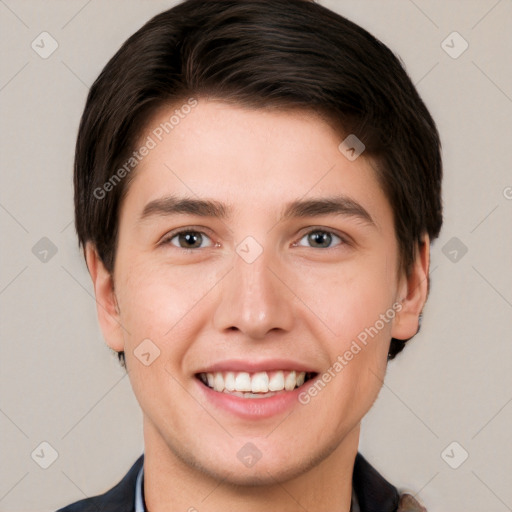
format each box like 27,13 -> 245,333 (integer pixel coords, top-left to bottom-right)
160,227 -> 349,251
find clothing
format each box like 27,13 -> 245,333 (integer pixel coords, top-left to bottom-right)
57,452 -> 426,511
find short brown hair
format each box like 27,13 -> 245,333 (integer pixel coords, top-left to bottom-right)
74,0 -> 443,362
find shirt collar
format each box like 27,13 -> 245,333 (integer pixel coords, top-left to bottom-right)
135,465 -> 146,512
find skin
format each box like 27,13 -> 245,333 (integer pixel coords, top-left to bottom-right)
86,100 -> 429,512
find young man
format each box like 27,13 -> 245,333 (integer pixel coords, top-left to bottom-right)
59,0 -> 442,510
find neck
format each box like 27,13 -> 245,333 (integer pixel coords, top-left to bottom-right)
142,417 -> 359,512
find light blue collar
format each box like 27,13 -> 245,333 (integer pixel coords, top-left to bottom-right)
135,464 -> 145,512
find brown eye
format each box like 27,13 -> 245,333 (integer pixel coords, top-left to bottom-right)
167,231 -> 213,249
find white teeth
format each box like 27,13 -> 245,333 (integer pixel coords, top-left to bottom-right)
200,370 -> 307,395
251,372 -> 269,393
224,371 -> 236,391
284,370 -> 297,391
268,370 -> 285,391
235,372 -> 252,392
213,373 -> 224,392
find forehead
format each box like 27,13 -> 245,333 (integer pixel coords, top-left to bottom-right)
121,100 -> 391,226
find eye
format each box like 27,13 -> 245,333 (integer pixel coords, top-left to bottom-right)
296,229 -> 344,249
164,230 -> 214,249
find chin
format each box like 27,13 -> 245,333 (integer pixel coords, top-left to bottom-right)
185,438 -> 340,489
200,459 -> 311,488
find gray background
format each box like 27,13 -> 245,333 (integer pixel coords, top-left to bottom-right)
1,1 -> 511,510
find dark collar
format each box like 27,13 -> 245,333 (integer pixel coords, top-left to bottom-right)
352,453 -> 400,512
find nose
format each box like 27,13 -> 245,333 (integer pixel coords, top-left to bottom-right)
212,247 -> 295,340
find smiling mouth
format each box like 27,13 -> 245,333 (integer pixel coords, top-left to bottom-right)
196,370 -> 317,399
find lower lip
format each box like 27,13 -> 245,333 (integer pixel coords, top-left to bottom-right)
196,379 -> 307,419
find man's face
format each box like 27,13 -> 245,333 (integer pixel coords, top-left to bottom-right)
95,100 -> 416,484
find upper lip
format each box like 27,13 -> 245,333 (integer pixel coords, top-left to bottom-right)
195,359 -> 318,374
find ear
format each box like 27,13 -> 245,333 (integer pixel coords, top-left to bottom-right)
391,235 -> 430,340
85,243 -> 125,353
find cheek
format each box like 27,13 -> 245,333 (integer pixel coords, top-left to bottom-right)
114,258 -> 229,364
117,259 -> 203,328
324,260 -> 396,414
295,254 -> 398,347
114,261 -> 209,414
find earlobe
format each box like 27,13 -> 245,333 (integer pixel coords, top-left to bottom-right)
85,243 -> 125,353
391,235 -> 430,341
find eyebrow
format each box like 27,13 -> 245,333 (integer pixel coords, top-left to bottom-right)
141,196 -> 228,220
281,197 -> 375,226
140,195 -> 375,227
